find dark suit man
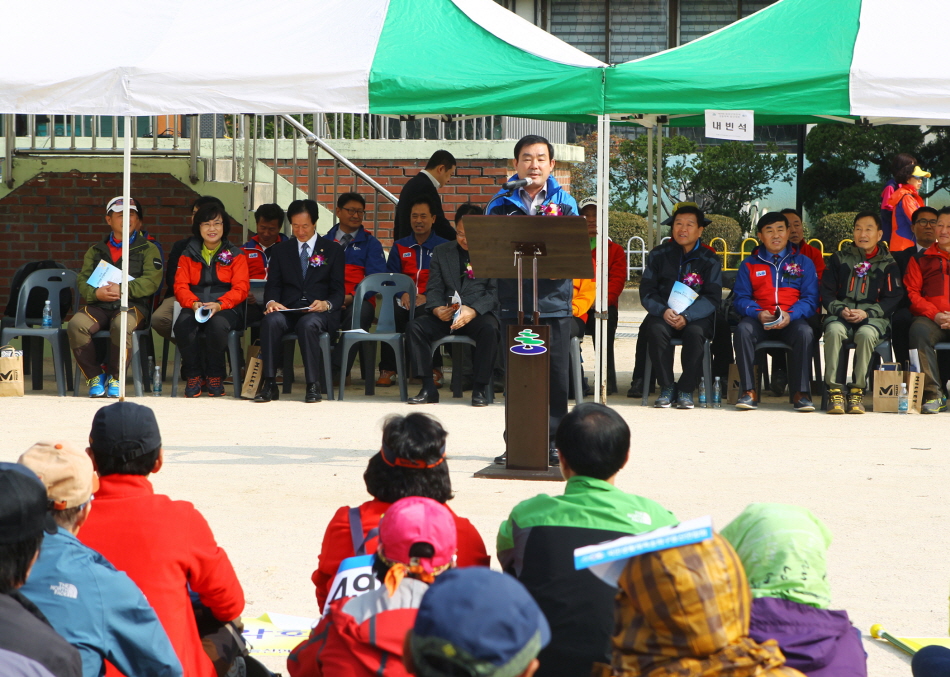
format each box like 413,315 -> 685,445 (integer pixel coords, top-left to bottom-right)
407,210 -> 499,406
254,200 -> 345,403
893,206 -> 937,366
392,150 -> 457,242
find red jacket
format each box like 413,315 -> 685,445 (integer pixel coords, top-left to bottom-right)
591,240 -> 626,307
905,243 -> 950,319
312,499 -> 490,611
288,579 -> 427,677
78,475 -> 245,677
241,234 -> 288,280
798,240 -> 826,280
174,240 -> 249,311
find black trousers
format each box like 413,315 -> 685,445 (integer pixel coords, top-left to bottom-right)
379,304 -> 441,373
571,316 -> 586,339
711,310 -> 734,381
501,316 -> 572,435
642,314 -> 714,392
332,300 -> 375,376
261,310 -> 338,384
408,313 -> 499,386
583,305 -> 617,389
174,308 -> 239,378
734,316 -> 814,394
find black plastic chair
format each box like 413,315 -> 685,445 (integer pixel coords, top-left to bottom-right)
278,331 -> 334,399
337,273 -> 416,402
1,269 -> 76,396
754,340 -> 822,403
430,334 -> 494,402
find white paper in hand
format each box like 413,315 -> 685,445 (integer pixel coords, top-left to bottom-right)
195,306 -> 214,323
667,281 -> 698,314
87,259 -> 134,288
450,291 -> 462,327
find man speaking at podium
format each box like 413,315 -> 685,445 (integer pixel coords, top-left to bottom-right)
487,135 -> 578,466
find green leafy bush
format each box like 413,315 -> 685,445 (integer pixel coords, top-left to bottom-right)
814,212 -> 857,251
702,214 -> 743,252
607,211 -> 649,247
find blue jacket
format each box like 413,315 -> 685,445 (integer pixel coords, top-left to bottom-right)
486,175 -> 578,318
20,528 -> 182,677
386,231 -> 448,296
322,224 -> 386,300
733,244 -> 819,322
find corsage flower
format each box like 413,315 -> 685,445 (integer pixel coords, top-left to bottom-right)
854,261 -> 871,278
681,272 -> 703,288
537,203 -> 563,216
782,262 -> 804,279
309,253 -> 326,267
216,249 -> 234,266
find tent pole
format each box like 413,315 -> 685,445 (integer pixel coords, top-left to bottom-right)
118,115 -> 132,400
594,115 -> 610,404
656,121 -> 664,230
795,124 -> 805,213
647,126 -> 654,249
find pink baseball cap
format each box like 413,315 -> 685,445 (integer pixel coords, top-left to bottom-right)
379,496 -> 457,573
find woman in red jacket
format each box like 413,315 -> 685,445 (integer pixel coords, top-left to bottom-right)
174,204 -> 249,397
312,412 -> 490,611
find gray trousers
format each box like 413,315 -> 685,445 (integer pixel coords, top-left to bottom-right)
822,321 -> 881,390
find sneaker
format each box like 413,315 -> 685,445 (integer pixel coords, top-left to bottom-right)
185,377 -> 203,398
207,376 -> 225,397
654,387 -> 674,408
376,370 -> 396,387
106,377 -> 120,398
826,388 -> 845,414
87,373 -> 107,398
433,369 -> 444,389
846,387 -> 865,414
921,397 -> 945,414
735,390 -> 757,410
676,391 -> 695,409
793,392 -> 815,412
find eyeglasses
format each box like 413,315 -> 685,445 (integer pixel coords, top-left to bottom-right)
341,207 -> 365,217
915,219 -> 938,226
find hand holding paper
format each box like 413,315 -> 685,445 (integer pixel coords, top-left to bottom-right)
667,281 -> 698,314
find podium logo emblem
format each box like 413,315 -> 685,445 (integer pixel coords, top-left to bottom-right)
510,329 -> 547,355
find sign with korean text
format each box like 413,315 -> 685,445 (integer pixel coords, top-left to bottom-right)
705,110 -> 754,141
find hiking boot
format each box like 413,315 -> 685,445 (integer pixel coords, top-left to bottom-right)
846,387 -> 865,414
921,397 -> 945,414
793,392 -> 815,412
106,377 -> 120,398
735,390 -> 757,410
185,376 -> 203,398
676,391 -> 695,409
376,370 -> 396,387
87,373 -> 107,398
626,377 -> 644,398
207,376 -> 225,397
826,388 -> 845,414
654,386 -> 674,408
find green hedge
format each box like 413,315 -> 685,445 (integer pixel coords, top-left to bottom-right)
814,212 -> 857,250
607,211 -> 649,247
702,214 -> 743,252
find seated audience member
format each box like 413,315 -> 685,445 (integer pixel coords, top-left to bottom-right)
325,192 -> 386,381
378,195 -> 448,388
406,206 -> 498,406
579,197 -> 625,394
78,403 -> 245,677
173,204 -> 249,398
312,413 -> 489,611
892,206 -> 938,366
69,196 -> 162,398
498,403 -> 677,677
18,441 -> 182,677
733,212 -> 819,411
404,568 -> 549,677
913,646 -> 950,677
783,208 -> 825,280
639,204 -> 722,409
594,534 -> 805,677
289,497 -> 457,677
721,504 -> 867,677
242,203 -> 288,325
821,212 -> 902,414
254,199 -> 345,404
0,464 -> 82,677
153,196 -> 227,344
905,206 -> 950,414
887,163 -> 930,252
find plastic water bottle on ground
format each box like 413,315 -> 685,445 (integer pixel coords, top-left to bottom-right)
148,356 -> 161,396
898,383 -> 908,414
698,377 -> 706,406
41,300 -> 52,328
712,376 -> 722,408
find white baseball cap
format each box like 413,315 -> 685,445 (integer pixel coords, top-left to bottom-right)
106,196 -> 139,214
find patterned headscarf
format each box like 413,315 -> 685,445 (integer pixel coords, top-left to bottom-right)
600,534 -> 805,677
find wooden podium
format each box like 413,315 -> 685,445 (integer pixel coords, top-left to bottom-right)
463,215 -> 592,480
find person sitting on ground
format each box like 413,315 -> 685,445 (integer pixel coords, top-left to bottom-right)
312,413 -> 489,611
173,204 -> 249,398
887,162 -> 930,252
498,403 -> 677,677
78,402 -> 245,677
289,496 -> 457,677
639,204 -> 723,409
0,464 -> 82,677
821,212 -> 903,414
892,206 -> 938,366
721,503 -> 867,677
732,212 -> 819,412
18,441 -> 182,677
404,568 -> 549,677
405,205 -> 499,406
905,206 -> 950,414
325,192 -> 386,383
242,203 -> 288,326
69,196 -> 162,398
593,533 -> 805,677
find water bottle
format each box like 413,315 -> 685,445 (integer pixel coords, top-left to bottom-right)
712,376 -> 722,408
41,300 -> 52,328
898,383 -> 908,415
148,356 -> 162,396
698,377 -> 706,406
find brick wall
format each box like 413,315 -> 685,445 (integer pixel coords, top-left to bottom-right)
0,171 -> 201,305
270,158 -> 573,245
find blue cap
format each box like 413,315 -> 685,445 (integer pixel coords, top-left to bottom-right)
0,463 -> 57,544
409,568 -> 550,677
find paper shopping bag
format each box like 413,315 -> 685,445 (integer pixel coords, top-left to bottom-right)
872,367 -> 923,413
241,342 -> 263,399
0,346 -> 25,397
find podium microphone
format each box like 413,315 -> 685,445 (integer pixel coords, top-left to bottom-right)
501,178 -> 532,191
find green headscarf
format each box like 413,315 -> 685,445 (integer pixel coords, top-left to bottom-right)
721,503 -> 833,609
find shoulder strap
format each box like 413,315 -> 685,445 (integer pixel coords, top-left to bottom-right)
347,506 -> 380,557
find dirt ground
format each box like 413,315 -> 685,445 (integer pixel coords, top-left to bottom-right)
1,315 -> 943,676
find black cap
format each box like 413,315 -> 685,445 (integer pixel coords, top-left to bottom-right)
90,402 -> 162,464
0,463 -> 57,544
